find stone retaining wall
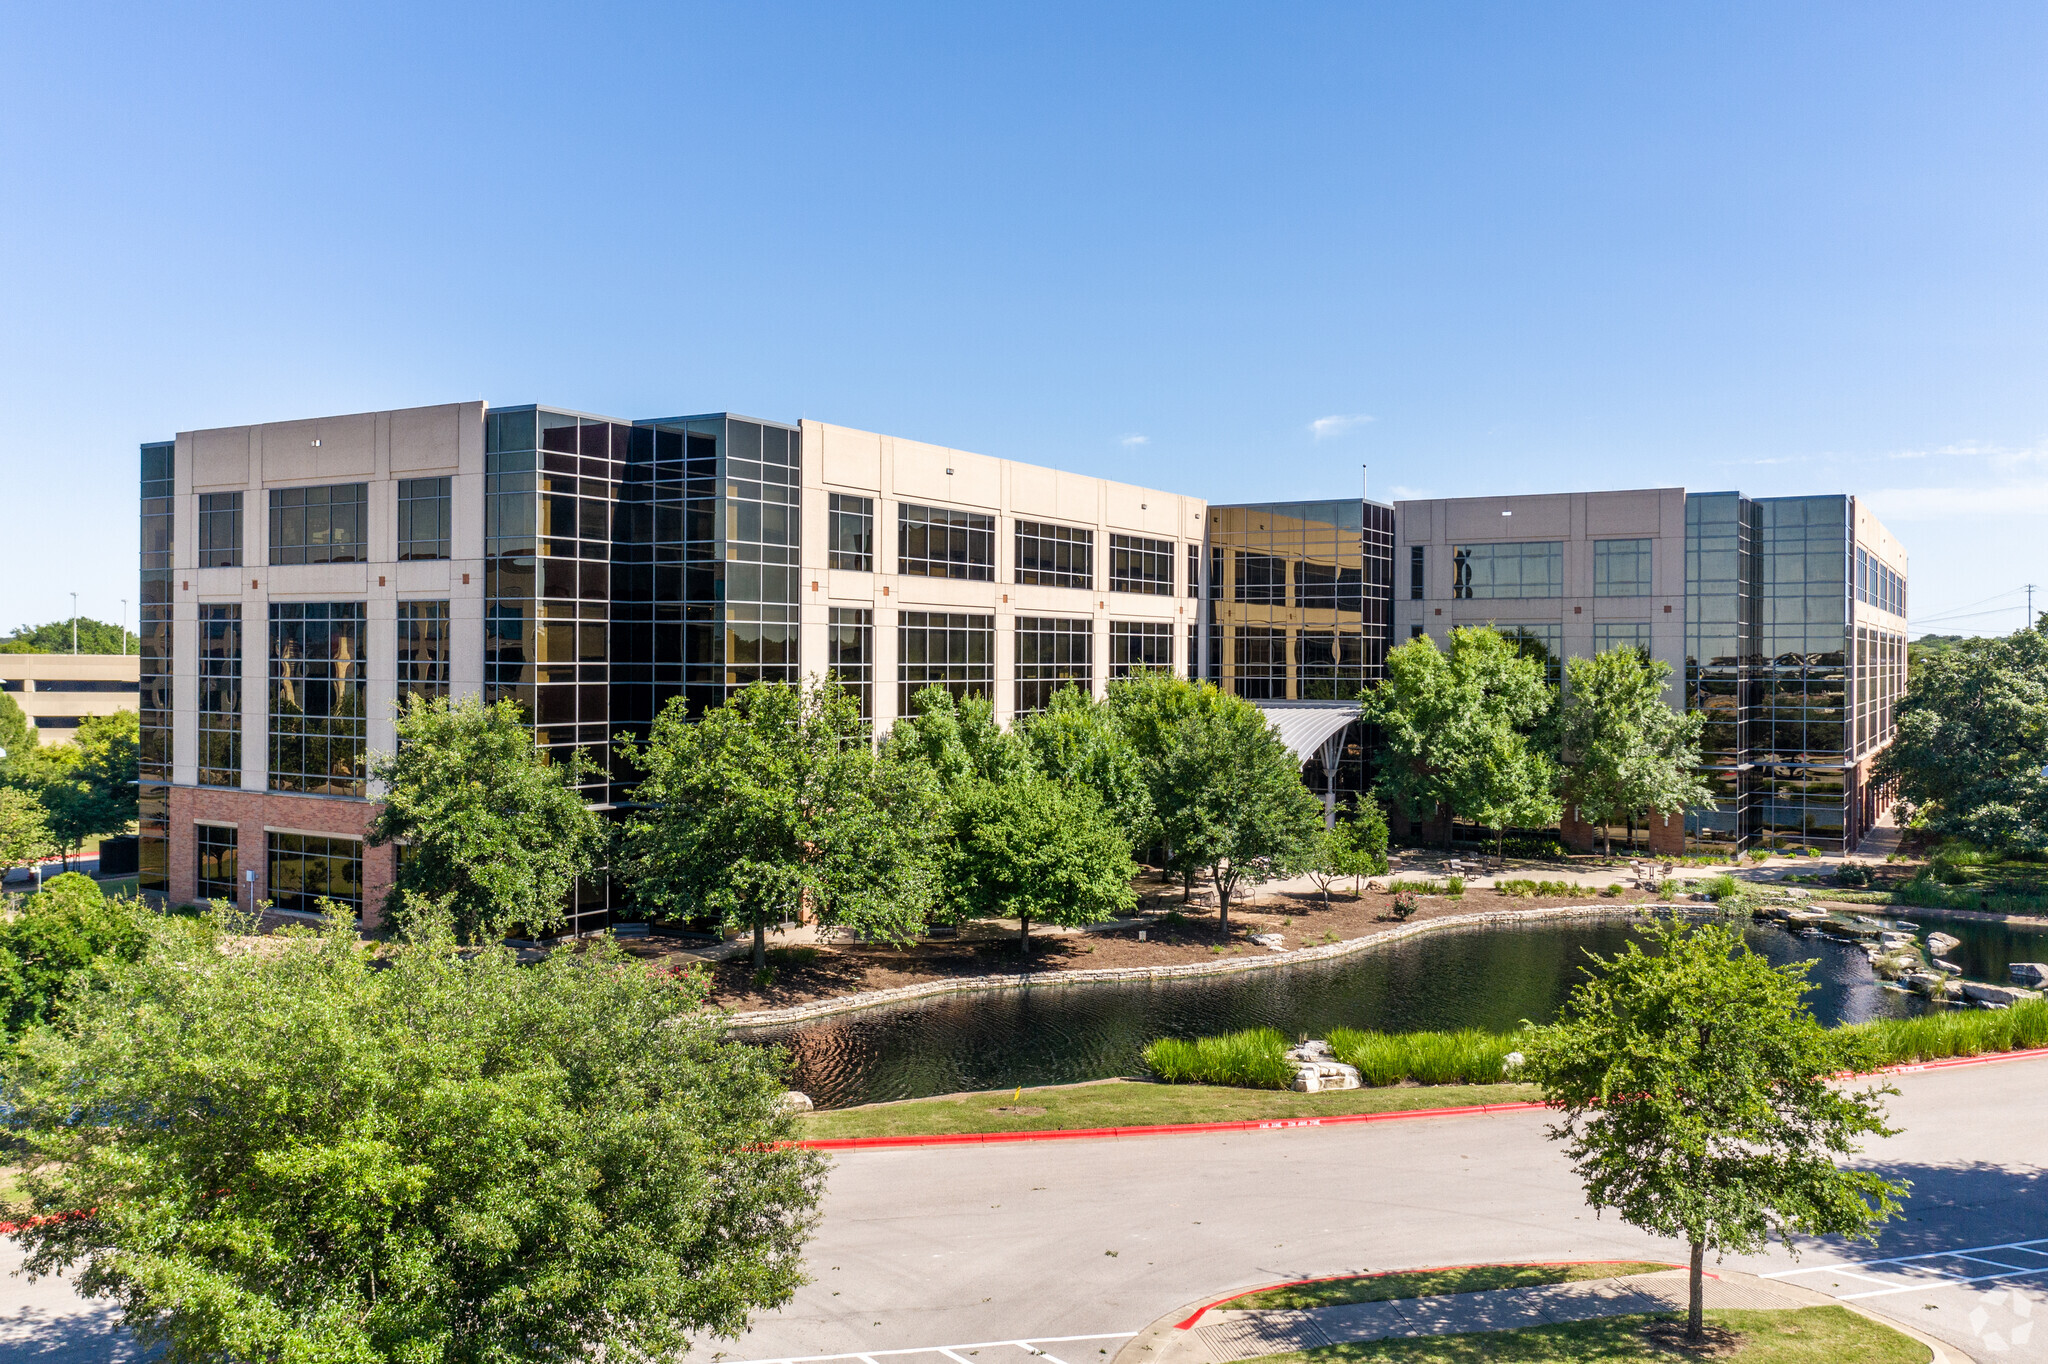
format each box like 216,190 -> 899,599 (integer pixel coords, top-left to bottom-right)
721,902 -> 1658,1032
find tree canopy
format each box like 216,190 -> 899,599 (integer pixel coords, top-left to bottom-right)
1154,688 -> 1324,928
0,689 -> 35,770
1554,646 -> 1713,854
0,617 -> 138,654
5,905 -> 825,1363
0,785 -> 56,875
1014,685 -> 1153,850
368,696 -> 605,942
0,872 -> 147,1036
1360,628 -> 1559,851
1523,919 -> 1908,1344
6,710 -> 139,866
943,770 -> 1137,952
624,679 -> 944,970
1878,624 -> 2048,850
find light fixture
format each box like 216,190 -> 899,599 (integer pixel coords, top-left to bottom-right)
944,467 -> 953,476
1502,510 -> 1513,517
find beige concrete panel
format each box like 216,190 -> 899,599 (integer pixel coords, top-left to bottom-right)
389,403 -> 465,473
828,569 -> 876,602
1447,494 -> 1569,540
1009,461 -> 1057,518
1582,490 -> 1665,536
368,479 -> 396,563
189,567 -> 247,596
390,561 -> 453,594
191,428 -> 251,489
452,470 -> 484,563
890,576 -> 1003,611
258,564 -> 372,597
171,599 -> 198,787
820,423 -> 883,492
1011,584 -> 1100,615
1104,482 -> 1178,535
872,607 -> 900,729
1056,471 -> 1100,526
1396,500 -> 1435,543
447,583 -> 484,702
892,438 -> 1000,506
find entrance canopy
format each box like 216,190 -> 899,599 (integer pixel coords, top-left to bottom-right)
1253,701 -> 1361,765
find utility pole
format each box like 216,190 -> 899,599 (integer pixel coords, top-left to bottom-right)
70,592 -> 78,655
2029,584 -> 2038,632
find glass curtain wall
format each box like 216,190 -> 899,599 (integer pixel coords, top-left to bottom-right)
1754,496 -> 1850,849
137,442 -> 175,894
1683,492 -> 1759,849
196,604 -> 242,787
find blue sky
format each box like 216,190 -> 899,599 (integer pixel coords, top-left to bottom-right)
3,3 -> 2042,638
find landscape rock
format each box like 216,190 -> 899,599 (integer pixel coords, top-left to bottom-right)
1250,932 -> 1287,951
1931,959 -> 1962,976
1961,981 -> 2043,1007
1290,1060 -> 1362,1093
1928,932 -> 1962,955
2009,962 -> 2047,987
780,1091 -> 815,1113
1899,972 -> 1949,997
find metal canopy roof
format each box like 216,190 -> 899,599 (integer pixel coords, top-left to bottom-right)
1253,701 -> 1361,765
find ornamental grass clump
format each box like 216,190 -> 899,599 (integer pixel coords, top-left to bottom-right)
1846,997 -> 2048,1067
1496,878 -> 1580,898
1702,874 -> 1740,901
1326,1027 -> 1520,1086
1141,1026 -> 1292,1088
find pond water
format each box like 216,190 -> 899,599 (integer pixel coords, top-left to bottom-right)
755,912 -> 2048,1110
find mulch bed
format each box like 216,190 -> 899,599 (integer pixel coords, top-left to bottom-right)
616,881 -> 1680,1012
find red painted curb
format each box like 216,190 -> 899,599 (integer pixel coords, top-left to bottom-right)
1173,1259 -> 1693,1330
804,1045 -> 2048,1151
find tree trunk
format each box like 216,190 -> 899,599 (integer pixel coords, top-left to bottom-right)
1627,812 -> 1636,854
1183,867 -> 1195,902
1496,826 -> 1505,862
1213,868 -> 1231,933
752,914 -> 767,973
1018,912 -> 1030,956
1603,824 -> 1611,858
1687,1241 -> 1705,1344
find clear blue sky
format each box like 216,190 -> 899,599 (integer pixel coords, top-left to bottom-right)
3,3 -> 2042,639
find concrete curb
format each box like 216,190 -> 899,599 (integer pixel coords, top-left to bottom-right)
724,902 -> 1660,1031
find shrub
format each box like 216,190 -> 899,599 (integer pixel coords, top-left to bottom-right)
1389,893 -> 1419,921
1701,874 -> 1739,901
1497,879 -> 1582,898
1833,864 -> 1870,888
1385,878 -> 1443,895
1445,875 -> 1465,898
1746,849 -> 1770,864
1327,1027 -> 1520,1086
1141,1027 -> 1293,1088
1601,883 -> 1623,897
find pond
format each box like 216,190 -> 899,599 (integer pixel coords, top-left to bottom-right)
754,912 -> 2048,1110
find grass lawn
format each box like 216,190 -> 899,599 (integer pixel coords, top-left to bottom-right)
1241,1307 -> 1928,1363
797,1078 -> 1543,1140
1221,1262 -> 1677,1311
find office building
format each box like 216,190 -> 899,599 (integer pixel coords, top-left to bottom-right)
1395,488 -> 1907,852
135,401 -> 1906,923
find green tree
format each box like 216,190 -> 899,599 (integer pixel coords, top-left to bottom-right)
1156,692 -> 1324,930
1105,672 -> 1237,896
1522,919 -> 1909,1345
624,680 -> 944,971
884,685 -> 1032,788
0,617 -> 138,654
368,696 -> 605,942
0,872 -> 148,1036
1015,685 -> 1153,849
1360,628 -> 1558,853
945,770 -> 1138,953
6,905 -> 825,1363
1328,794 -> 1391,897
1554,648 -> 1713,856
8,712 -> 138,869
0,785 -> 56,876
1877,623 -> 2048,850
0,689 -> 36,773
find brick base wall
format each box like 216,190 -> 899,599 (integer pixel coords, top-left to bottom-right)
167,786 -> 395,929
1558,807 -> 1686,856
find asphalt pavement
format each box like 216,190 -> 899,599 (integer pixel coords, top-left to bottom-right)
6,1053 -> 2044,1363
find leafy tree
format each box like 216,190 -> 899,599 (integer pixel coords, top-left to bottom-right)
0,617 -> 138,654
1105,672 -> 1237,896
1359,628 -> 1558,853
0,689 -> 35,772
0,872 -> 147,1036
1015,685 -> 1153,849
884,685 -> 1032,788
368,696 -> 604,942
0,785 -> 56,876
945,771 -> 1137,953
1878,624 -> 2048,851
624,680 -> 943,971
5,905 -> 825,1363
7,712 -> 138,869
1328,795 -> 1391,897
1522,919 -> 1909,1345
1554,648 -> 1713,856
1156,692 -> 1324,930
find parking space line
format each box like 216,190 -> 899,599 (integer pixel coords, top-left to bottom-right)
1839,1266 -> 2048,1301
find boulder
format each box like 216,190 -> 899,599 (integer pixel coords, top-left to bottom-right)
1899,972 -> 1948,998
1290,1060 -> 1362,1093
780,1091 -> 815,1113
1961,981 -> 2043,1007
1250,932 -> 1287,952
2009,962 -> 2047,987
1931,959 -> 1962,976
1928,932 -> 1962,956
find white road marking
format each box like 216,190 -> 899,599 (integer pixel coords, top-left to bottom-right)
714,1334 -> 1133,1364
1764,1237 -> 2048,1300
